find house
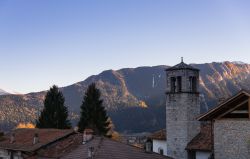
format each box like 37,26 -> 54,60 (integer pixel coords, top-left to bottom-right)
197,90 -> 250,159
0,128 -> 173,159
185,90 -> 250,159
149,129 -> 167,156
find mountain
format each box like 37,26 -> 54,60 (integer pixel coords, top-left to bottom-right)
0,89 -> 9,95
0,61 -> 250,133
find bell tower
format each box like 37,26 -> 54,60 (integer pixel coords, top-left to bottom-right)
166,58 -> 200,159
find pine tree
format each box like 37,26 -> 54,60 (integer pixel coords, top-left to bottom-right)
78,83 -> 110,136
36,85 -> 71,129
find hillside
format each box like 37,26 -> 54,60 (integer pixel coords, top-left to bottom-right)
0,61 -> 250,133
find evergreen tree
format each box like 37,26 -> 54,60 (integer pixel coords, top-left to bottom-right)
36,85 -> 71,129
78,83 -> 110,136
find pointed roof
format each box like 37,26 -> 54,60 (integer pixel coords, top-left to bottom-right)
165,58 -> 199,71
197,90 -> 250,121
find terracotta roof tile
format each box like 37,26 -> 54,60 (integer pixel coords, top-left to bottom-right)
149,129 -> 166,140
1,129 -> 172,158
37,133 -> 82,158
61,136 -> 172,159
0,128 -> 74,152
186,124 -> 212,151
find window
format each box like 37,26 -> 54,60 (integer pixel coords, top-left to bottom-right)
177,76 -> 182,92
192,77 -> 197,92
170,77 -> 176,92
189,76 -> 197,92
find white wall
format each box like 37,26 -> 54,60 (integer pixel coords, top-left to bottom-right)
152,139 -> 167,156
196,151 -> 211,159
0,149 -> 23,159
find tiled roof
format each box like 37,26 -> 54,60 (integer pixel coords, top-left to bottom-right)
0,129 -> 172,158
166,61 -> 199,71
0,128 -> 74,152
36,133 -> 82,158
149,129 -> 166,140
197,90 -> 250,121
186,124 -> 212,151
61,136 -> 172,159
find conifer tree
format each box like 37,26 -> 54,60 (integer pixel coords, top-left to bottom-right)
36,85 -> 71,129
78,83 -> 110,136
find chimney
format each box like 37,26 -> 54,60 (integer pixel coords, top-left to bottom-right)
88,147 -> 94,158
74,126 -> 79,132
10,133 -> 15,144
33,133 -> 39,145
82,129 -> 94,144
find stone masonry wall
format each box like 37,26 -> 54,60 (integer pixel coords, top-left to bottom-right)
166,93 -> 200,159
166,69 -> 199,93
214,120 -> 250,159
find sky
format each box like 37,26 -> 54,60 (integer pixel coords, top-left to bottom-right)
0,0 -> 250,93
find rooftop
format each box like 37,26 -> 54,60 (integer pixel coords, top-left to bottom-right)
186,124 -> 212,152
0,128 -> 74,152
149,129 -> 166,140
0,128 -> 172,159
198,90 -> 250,121
165,58 -> 199,71
34,133 -> 82,158
61,136 -> 172,159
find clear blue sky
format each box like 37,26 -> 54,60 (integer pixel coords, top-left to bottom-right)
0,0 -> 250,93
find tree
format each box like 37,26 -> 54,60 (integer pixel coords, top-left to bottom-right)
78,83 -> 110,136
36,85 -> 71,129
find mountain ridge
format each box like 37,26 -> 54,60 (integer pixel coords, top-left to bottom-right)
0,61 -> 250,133
0,89 -> 9,95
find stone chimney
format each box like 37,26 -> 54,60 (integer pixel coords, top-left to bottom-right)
82,129 -> 94,144
33,133 -> 39,145
10,133 -> 15,143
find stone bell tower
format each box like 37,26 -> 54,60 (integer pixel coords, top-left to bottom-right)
166,58 -> 200,159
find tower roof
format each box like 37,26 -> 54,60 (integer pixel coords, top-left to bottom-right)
166,60 -> 199,71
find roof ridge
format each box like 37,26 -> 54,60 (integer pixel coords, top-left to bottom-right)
197,89 -> 250,121
166,61 -> 199,71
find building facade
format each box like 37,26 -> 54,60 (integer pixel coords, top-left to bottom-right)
150,129 -> 167,156
198,90 -> 250,159
152,139 -> 167,156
